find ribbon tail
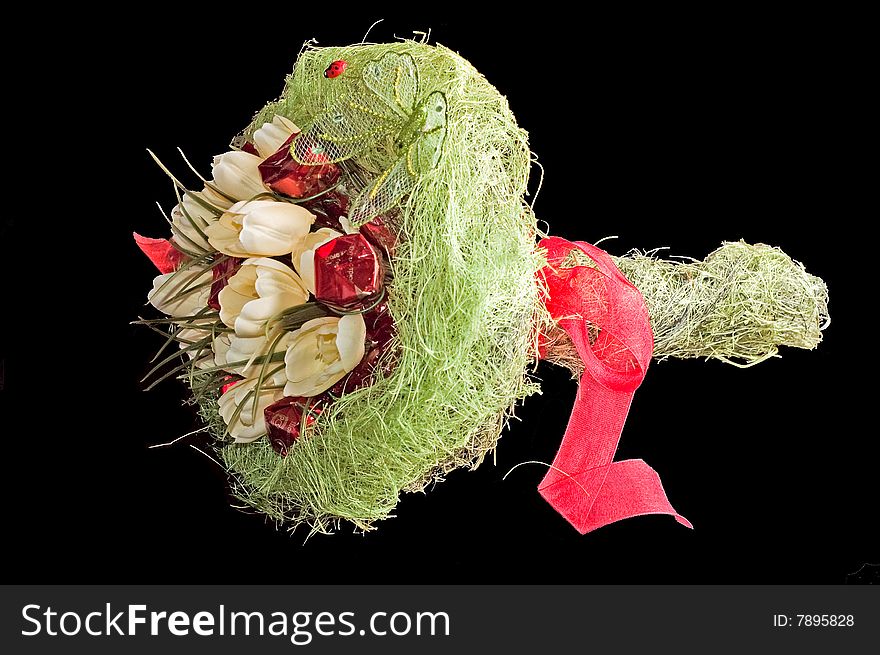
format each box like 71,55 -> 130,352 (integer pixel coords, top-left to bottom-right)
537,358 -> 691,534
538,460 -> 691,533
537,236 -> 690,534
586,459 -> 693,531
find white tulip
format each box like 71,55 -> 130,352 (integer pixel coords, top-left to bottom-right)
212,332 -> 233,368
186,186 -> 233,217
253,115 -> 300,159
207,200 -> 315,258
218,375 -> 285,442
292,227 -> 342,293
218,258 -> 309,338
176,326 -> 216,369
284,314 -> 366,397
224,331 -> 293,376
177,327 -> 207,344
217,333 -> 291,442
211,150 -> 266,202
171,187 -> 233,251
148,266 -> 212,317
224,334 -> 270,374
171,206 -> 209,251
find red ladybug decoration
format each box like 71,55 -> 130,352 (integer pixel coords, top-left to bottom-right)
324,60 -> 347,79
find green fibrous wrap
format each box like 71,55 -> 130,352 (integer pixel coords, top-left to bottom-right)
204,41 -> 828,532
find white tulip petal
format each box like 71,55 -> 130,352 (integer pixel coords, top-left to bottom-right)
248,257 -> 308,300
284,373 -> 345,398
217,266 -> 258,328
206,215 -> 250,258
285,340 -> 328,382
239,229 -> 289,256
284,319 -> 338,375
245,256 -> 303,275
232,429 -> 262,443
225,335 -> 269,373
298,317 -> 340,332
237,233 -> 277,257
232,318 -> 264,341
339,215 -> 359,234
282,315 -> 366,397
226,332 -> 293,379
172,206 -> 211,251
293,228 -> 340,267
218,377 -> 280,442
255,268 -> 309,302
174,187 -> 228,252
216,258 -> 308,336
181,191 -> 220,223
176,327 -> 214,368
226,200 -> 251,214
336,314 -> 367,371
298,250 -> 317,295
148,267 -> 212,317
292,228 -> 341,293
212,334 -> 232,368
211,151 -> 266,202
207,201 -> 314,258
253,115 -> 300,159
234,294 -> 298,338
264,364 -> 290,389
199,186 -> 234,211
283,365 -> 348,397
177,327 -> 209,343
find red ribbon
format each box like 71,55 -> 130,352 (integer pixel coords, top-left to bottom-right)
538,237 -> 692,533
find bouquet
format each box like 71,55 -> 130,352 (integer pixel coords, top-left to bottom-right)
137,41 -> 828,534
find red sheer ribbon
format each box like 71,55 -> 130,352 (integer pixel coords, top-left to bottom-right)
538,237 -> 692,533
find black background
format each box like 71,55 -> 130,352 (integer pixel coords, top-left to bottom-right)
2,7 -> 874,583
